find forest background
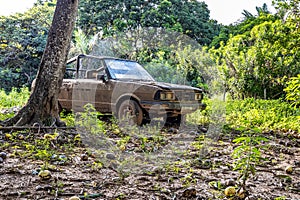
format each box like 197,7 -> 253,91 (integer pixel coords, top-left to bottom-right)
0,0 -> 299,104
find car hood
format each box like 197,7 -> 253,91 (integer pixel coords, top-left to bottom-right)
139,81 -> 202,92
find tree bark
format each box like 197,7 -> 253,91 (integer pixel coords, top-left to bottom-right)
1,0 -> 78,127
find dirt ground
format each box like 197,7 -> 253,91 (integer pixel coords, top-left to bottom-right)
0,124 -> 299,200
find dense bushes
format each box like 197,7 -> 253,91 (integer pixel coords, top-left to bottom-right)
0,3 -> 54,92
0,87 -> 30,109
284,75 -> 300,107
225,98 -> 300,132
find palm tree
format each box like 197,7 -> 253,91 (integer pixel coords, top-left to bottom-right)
242,3 -> 270,20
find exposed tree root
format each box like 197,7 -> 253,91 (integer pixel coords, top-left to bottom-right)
0,104 -> 66,128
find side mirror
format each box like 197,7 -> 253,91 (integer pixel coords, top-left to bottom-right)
97,74 -> 108,82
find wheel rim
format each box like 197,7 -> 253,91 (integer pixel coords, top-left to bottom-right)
120,104 -> 135,120
118,100 -> 143,125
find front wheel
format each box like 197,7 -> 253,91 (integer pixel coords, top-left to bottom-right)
117,99 -> 144,126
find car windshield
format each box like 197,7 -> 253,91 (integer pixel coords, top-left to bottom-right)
105,59 -> 155,81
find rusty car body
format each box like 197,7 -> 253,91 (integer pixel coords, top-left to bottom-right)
58,54 -> 205,126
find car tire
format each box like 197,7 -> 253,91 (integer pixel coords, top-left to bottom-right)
117,99 -> 144,126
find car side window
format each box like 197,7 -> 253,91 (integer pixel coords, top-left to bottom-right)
81,58 -> 106,79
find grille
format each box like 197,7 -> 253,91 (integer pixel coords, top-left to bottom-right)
174,91 -> 195,101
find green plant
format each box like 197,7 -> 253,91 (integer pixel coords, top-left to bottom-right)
274,196 -> 287,200
209,180 -> 223,190
231,128 -> 268,188
34,149 -> 52,160
284,74 -> 300,107
186,98 -> 300,134
186,97 -> 211,125
116,136 -> 131,151
60,111 -> 75,127
91,161 -> 103,171
0,87 -> 30,122
180,173 -> 197,187
0,3 -> 54,92
76,103 -> 106,134
115,193 -> 126,200
226,98 -> 300,133
0,112 -> 15,121
0,87 -> 30,109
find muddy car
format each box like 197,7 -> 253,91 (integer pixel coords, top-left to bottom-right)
59,54 -> 205,126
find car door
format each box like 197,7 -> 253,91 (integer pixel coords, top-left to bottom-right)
72,58 -> 113,113
94,67 -> 114,113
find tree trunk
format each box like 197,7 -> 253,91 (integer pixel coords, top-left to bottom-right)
1,0 -> 78,127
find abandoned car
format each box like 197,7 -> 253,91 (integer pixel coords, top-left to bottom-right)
58,54 -> 205,126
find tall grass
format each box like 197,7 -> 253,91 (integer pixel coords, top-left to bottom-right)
187,98 -> 300,133
226,98 -> 300,133
0,87 -> 30,109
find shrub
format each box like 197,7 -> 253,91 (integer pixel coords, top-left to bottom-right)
284,74 -> 300,107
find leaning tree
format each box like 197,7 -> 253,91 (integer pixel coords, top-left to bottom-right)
0,0 -> 78,127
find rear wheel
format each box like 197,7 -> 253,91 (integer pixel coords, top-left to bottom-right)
117,99 -> 144,126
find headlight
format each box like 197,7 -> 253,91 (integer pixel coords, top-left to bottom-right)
195,93 -> 202,100
160,91 -> 175,100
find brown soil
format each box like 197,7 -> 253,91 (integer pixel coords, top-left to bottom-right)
0,124 -> 299,200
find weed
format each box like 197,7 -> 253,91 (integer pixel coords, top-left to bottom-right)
0,87 -> 29,109
91,161 -> 103,171
116,136 -> 130,151
226,98 -> 300,132
186,98 -> 211,125
34,149 -> 52,161
116,193 -> 126,200
60,111 -> 75,127
76,103 -> 106,134
274,196 -> 287,200
189,97 -> 300,135
209,180 -> 223,190
180,173 -> 197,187
284,74 -> 300,107
231,127 -> 268,188
0,112 -> 14,121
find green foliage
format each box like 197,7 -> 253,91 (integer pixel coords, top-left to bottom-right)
78,0 -> 220,45
0,2 -> 54,92
232,128 -> 268,187
226,98 -> 300,132
210,14 -> 300,99
210,6 -> 275,49
0,87 -> 30,122
142,45 -> 216,88
187,98 -> 300,133
284,74 -> 300,107
186,97 -> 215,125
60,111 -> 75,127
0,87 -> 30,109
0,112 -> 14,122
274,196 -> 287,200
68,28 -> 101,57
209,2 -> 300,99
273,0 -> 300,21
76,104 -> 106,134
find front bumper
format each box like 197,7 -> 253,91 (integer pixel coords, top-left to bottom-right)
140,100 -> 206,115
